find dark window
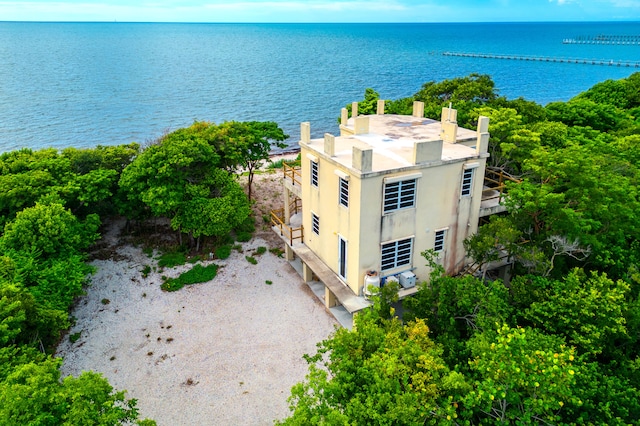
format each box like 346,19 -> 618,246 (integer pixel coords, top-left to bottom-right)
461,168 -> 473,196
381,238 -> 413,271
383,179 -> 416,213
339,177 -> 349,207
434,230 -> 446,252
339,237 -> 347,279
312,213 -> 320,235
311,160 -> 318,187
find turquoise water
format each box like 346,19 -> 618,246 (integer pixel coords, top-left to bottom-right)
0,21 -> 639,152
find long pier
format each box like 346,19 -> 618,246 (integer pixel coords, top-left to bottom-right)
563,34 -> 640,45
442,51 -> 640,68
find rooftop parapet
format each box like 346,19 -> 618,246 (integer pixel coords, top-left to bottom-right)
352,146 -> 373,173
476,116 -> 490,155
413,139 -> 443,164
440,105 -> 458,143
324,133 -> 335,156
412,101 -> 424,118
302,103 -> 486,176
300,122 -> 311,144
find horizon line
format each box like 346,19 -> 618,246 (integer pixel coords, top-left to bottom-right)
2,19 -> 639,24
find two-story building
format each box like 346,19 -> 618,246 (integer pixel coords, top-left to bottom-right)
273,100 -> 491,321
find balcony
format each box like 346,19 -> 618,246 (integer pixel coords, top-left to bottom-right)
480,168 -> 520,217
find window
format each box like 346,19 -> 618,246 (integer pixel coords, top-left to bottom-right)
312,213 -> 320,235
461,168 -> 474,196
311,160 -> 318,187
434,229 -> 446,252
339,177 -> 349,207
381,238 -> 413,271
383,179 -> 416,213
338,237 -> 347,279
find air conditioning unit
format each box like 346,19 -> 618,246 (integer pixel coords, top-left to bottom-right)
384,275 -> 399,287
399,271 -> 416,288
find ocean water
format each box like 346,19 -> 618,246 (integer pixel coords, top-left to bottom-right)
0,21 -> 639,153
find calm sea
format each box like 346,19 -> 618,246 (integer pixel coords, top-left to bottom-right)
0,21 -> 639,152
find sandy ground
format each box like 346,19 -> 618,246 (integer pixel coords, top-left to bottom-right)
56,165 -> 339,425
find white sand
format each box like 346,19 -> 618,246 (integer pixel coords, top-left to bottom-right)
56,218 -> 337,425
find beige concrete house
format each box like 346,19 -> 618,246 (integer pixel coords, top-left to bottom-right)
273,100 -> 500,319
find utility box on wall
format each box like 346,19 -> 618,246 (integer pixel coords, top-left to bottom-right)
399,271 -> 416,288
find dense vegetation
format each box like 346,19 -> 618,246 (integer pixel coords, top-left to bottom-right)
280,73 -> 640,425
0,121 -> 286,424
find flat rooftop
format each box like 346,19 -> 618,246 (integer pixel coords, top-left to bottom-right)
303,113 -> 482,175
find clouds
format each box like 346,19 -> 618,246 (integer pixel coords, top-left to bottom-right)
0,0 -> 639,22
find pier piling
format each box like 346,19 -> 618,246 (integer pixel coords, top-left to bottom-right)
442,51 -> 640,68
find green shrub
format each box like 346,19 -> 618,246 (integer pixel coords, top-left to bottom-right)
101,298 -> 110,305
69,332 -> 82,343
161,280 -> 185,292
246,256 -> 258,265
161,264 -> 219,292
265,280 -> 273,285
236,216 -> 255,233
215,245 -> 232,259
269,247 -> 284,258
268,158 -> 301,169
255,246 -> 267,255
141,264 -> 151,277
220,233 -> 235,245
158,251 -> 187,268
267,158 -> 285,169
177,264 -> 218,285
236,232 -> 252,242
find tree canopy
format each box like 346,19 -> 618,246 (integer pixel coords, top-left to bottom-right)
0,116 -> 288,423
118,120 -> 286,249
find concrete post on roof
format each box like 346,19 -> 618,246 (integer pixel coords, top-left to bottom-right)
412,101 -> 425,118
440,106 -> 458,143
476,116 -> 490,155
339,108 -> 353,137
354,116 -> 370,135
477,115 -> 489,133
352,102 -> 359,118
441,121 -> 458,143
377,99 -> 385,115
324,133 -> 336,156
413,139 -> 443,164
476,133 -> 490,155
441,106 -> 458,123
300,122 -> 311,144
353,146 -> 373,173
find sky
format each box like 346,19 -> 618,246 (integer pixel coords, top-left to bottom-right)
1,0 -> 639,23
